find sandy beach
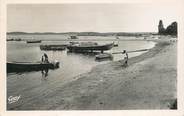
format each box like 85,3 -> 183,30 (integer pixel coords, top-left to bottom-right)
50,39 -> 177,110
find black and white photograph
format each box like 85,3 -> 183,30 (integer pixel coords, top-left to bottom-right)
5,3 -> 179,111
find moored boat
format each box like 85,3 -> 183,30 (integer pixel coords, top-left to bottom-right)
113,42 -> 118,47
7,61 -> 59,73
68,36 -> 78,39
7,38 -> 22,41
26,40 -> 42,43
67,42 -> 114,53
40,45 -> 67,51
69,41 -> 79,45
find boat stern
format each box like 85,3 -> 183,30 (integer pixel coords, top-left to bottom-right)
52,61 -> 60,68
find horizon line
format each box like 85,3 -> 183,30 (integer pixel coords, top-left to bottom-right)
7,31 -> 157,33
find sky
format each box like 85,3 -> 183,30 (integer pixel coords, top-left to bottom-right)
7,4 -> 180,33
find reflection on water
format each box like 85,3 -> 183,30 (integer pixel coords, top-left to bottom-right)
41,69 -> 49,80
7,35 -> 155,110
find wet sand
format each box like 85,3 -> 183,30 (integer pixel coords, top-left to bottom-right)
10,39 -> 177,110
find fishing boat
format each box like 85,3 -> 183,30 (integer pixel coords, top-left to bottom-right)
67,42 -> 114,53
26,40 -> 42,43
7,61 -> 59,73
40,45 -> 67,51
95,53 -> 113,60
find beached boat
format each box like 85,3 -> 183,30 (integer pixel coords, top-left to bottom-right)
7,61 -> 59,73
95,53 -> 113,60
40,45 -> 67,51
26,40 -> 42,43
67,42 -> 114,53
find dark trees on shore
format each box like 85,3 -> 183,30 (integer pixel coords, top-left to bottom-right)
158,20 -> 177,36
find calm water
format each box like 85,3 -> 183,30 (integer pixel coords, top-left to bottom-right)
7,35 -> 155,109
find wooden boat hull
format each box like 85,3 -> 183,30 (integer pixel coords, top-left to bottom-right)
114,44 -> 118,47
95,53 -> 113,60
26,40 -> 42,43
68,36 -> 78,39
40,45 -> 67,51
67,42 -> 114,53
7,38 -> 22,41
7,61 -> 59,73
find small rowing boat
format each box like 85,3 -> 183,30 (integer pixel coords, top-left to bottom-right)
26,40 -> 42,43
95,53 -> 113,60
113,43 -> 118,47
40,45 -> 67,51
7,61 -> 59,73
7,38 -> 22,41
68,36 -> 78,39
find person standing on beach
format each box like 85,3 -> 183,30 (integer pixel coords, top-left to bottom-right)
44,53 -> 49,63
123,50 -> 128,66
41,53 -> 49,63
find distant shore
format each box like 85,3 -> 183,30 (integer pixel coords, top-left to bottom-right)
6,34 -> 177,43
7,32 -> 156,36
